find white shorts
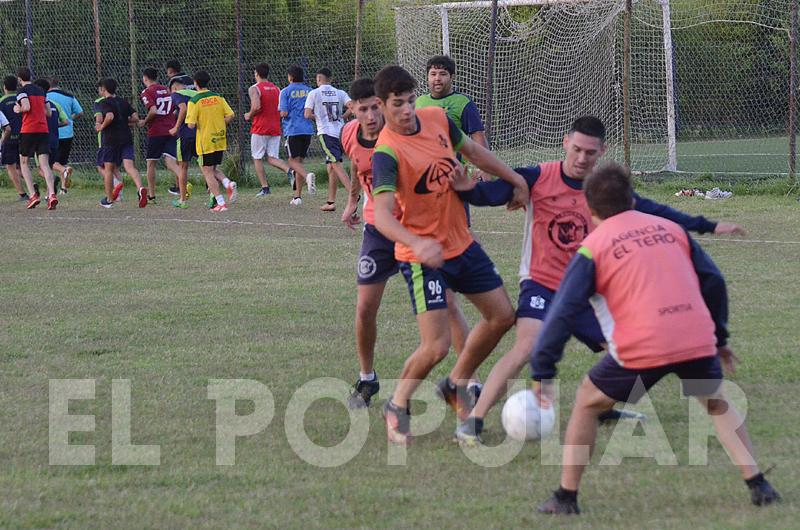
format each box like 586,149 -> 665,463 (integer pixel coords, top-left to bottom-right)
251,134 -> 281,160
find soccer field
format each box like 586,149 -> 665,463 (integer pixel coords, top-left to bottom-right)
0,185 -> 798,528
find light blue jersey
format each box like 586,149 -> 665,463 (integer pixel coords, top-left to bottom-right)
47,89 -> 84,140
279,82 -> 314,136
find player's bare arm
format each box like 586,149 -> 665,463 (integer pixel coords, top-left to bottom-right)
244,85 -> 260,121
458,137 -> 527,210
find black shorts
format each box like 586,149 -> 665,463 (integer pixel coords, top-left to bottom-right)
18,133 -> 50,158
146,135 -> 177,160
286,135 -> 311,159
177,137 -> 197,163
588,353 -> 723,404
1,141 -> 19,165
56,138 -> 73,165
200,150 -> 223,167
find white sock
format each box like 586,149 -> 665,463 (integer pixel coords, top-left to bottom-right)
215,194 -> 225,206
113,177 -> 121,186
467,381 -> 482,390
360,371 -> 376,382
222,178 -> 231,188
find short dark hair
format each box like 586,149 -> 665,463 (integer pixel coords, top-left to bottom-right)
33,78 -> 50,91
426,55 -> 456,75
317,67 -> 332,79
165,59 -> 181,73
287,65 -> 304,83
100,78 -> 118,94
255,63 -> 270,79
583,162 -> 633,220
143,67 -> 158,81
373,65 -> 417,101
49,76 -> 60,87
194,70 -> 211,88
349,78 -> 375,101
569,115 -> 606,142
4,75 -> 18,92
17,67 -> 32,82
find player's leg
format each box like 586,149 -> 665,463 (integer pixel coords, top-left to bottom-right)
323,163 -> 336,209
446,292 -> 482,400
37,149 -> 56,198
266,136 -> 290,175
120,147 -> 147,208
57,138 -> 74,189
348,224 -> 400,408
251,134 -> 270,193
144,136 -> 161,199
100,161 -> 116,207
18,137 -> 38,199
286,135 -> 314,197
6,163 -> 26,197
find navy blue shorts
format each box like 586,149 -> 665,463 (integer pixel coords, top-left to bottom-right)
101,144 -> 135,165
589,354 -> 723,403
516,279 -> 605,352
320,134 -> 343,163
357,224 -> 399,285
146,135 -> 177,160
399,241 -> 503,315
177,137 -> 196,163
1,141 -> 19,165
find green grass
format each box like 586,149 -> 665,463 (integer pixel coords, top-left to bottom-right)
0,183 -> 798,529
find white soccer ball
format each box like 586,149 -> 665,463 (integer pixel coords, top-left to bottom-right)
501,389 -> 555,441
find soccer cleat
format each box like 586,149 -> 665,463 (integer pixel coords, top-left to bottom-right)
171,199 -> 188,209
347,377 -> 380,409
19,194 -> 29,201
58,188 -> 68,196
598,408 -> 647,423
99,197 -> 113,209
148,196 -> 157,205
138,188 -> 148,208
287,169 -> 296,190
537,492 -> 580,515
749,478 -> 781,506
207,193 -> 217,209
227,181 -> 238,203
436,377 -> 473,421
47,194 -> 58,210
186,181 -> 193,198
255,187 -> 271,197
306,172 -> 316,195
467,383 -> 483,410
289,197 -> 302,206
63,166 -> 73,188
320,202 -> 336,212
383,398 -> 411,445
167,186 -> 180,196
26,194 -> 41,209
454,417 -> 484,447
211,203 -> 228,212
112,181 -> 125,202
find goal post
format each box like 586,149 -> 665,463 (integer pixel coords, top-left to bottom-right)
395,0 -> 677,173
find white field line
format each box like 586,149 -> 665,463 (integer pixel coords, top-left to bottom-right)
30,215 -> 800,245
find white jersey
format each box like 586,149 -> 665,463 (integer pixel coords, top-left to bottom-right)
304,84 -> 350,137
0,111 -> 8,157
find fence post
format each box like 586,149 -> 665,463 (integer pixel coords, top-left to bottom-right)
623,0 -> 632,169
235,0 -> 246,179
484,0 -> 498,149
128,0 -> 140,165
789,0 -> 798,184
24,0 -> 34,76
92,0 -> 102,78
354,0 -> 364,79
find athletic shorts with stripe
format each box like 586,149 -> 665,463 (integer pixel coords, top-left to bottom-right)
319,134 -> 343,163
357,223 -> 400,285
399,241 -> 503,315
177,137 -> 197,163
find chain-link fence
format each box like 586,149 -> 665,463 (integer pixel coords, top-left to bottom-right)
0,0 -> 798,179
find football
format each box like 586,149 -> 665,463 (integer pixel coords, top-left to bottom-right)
501,389 -> 555,441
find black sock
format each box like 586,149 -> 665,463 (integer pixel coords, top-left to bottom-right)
326,201 -> 334,205
745,472 -> 765,488
555,486 -> 578,502
262,186 -> 269,191
468,417 -> 484,433
19,193 -> 26,198
149,196 -> 156,200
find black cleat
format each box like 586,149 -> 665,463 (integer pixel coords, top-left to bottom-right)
454,417 -> 484,447
347,377 -> 380,409
436,377 -> 472,421
537,492 -> 580,515
598,408 -> 647,423
749,478 -> 781,506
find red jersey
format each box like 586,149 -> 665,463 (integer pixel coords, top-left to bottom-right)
140,84 -> 176,137
582,210 -> 717,369
251,81 -> 281,136
341,120 -> 400,225
520,161 -> 593,290
372,106 -> 472,262
16,84 -> 48,134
